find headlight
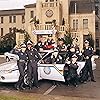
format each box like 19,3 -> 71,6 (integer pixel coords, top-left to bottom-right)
0,69 -> 12,74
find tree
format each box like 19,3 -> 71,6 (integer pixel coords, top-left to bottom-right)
0,32 -> 16,53
62,31 -> 73,46
24,31 -> 31,45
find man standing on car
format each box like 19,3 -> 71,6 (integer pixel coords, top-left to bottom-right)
25,41 -> 41,89
80,40 -> 96,83
15,43 -> 27,90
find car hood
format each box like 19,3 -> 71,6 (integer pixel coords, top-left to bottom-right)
0,61 -> 17,70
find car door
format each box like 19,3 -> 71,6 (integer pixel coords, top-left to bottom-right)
38,51 -> 65,82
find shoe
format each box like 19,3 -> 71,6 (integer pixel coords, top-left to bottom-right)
67,84 -> 70,87
15,85 -> 20,90
29,87 -> 32,90
20,86 -> 25,90
73,83 -> 78,87
74,84 -> 78,87
80,80 -> 84,83
91,80 -> 96,82
83,81 -> 87,84
35,85 -> 40,88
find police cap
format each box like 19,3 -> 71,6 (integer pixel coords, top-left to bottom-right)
72,54 -> 78,58
84,40 -> 89,44
27,40 -> 33,45
20,43 -> 26,48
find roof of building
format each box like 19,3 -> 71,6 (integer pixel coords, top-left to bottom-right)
69,0 -> 95,14
0,9 -> 25,16
24,3 -> 36,8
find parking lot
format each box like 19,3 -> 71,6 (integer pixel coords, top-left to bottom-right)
0,57 -> 100,100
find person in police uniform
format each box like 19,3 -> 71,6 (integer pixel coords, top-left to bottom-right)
67,38 -> 80,60
25,41 -> 41,89
64,54 -> 79,87
80,40 -> 96,83
15,43 -> 27,90
57,39 -> 67,63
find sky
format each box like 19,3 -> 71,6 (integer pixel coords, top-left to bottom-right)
0,0 -> 36,10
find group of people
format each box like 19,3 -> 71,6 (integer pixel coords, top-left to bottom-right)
14,38 -> 96,90
63,40 -> 96,87
15,41 -> 41,90
34,38 -> 56,51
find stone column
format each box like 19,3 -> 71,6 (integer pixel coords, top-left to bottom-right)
16,32 -> 20,46
28,23 -> 37,45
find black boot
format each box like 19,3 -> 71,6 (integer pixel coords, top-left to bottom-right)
91,79 -> 96,82
15,84 -> 20,90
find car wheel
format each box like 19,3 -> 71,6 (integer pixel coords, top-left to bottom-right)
6,56 -> 10,62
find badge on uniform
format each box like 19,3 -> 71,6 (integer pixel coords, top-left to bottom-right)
31,53 -> 33,55
21,53 -> 23,55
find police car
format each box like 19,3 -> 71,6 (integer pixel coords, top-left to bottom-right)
0,50 -> 97,83
4,48 -> 19,62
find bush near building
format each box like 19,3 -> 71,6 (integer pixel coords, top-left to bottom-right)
0,32 -> 16,54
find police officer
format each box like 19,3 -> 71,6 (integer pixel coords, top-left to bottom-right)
25,41 -> 41,89
64,54 -> 79,87
67,38 -> 80,60
80,40 -> 96,83
15,43 -> 27,90
57,39 -> 67,63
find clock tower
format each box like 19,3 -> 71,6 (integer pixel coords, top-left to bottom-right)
36,0 -> 63,25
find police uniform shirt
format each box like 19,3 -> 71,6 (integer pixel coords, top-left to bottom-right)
83,47 -> 93,58
17,50 -> 27,61
25,48 -> 41,62
68,62 -> 79,77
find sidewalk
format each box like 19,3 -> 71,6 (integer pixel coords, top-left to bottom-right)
0,90 -> 99,100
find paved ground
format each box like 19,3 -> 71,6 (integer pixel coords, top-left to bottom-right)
0,57 -> 100,100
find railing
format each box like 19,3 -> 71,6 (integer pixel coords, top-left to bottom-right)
42,2 -> 58,7
32,24 -> 68,32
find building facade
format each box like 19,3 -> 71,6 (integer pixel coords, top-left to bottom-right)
0,9 -> 25,36
0,0 -> 100,50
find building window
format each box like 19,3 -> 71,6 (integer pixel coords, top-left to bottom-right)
83,19 -> 88,29
1,28 -> 3,36
95,22 -> 99,30
73,19 -> 78,30
30,11 -> 34,18
22,15 -> 25,23
9,16 -> 12,23
96,39 -> 99,48
73,20 -> 75,30
50,0 -> 54,2
76,19 -> 78,30
45,0 -> 48,2
1,17 -> 3,23
13,16 -> 16,23
9,28 -> 12,33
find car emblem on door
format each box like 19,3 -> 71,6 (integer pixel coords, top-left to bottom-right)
43,67 -> 51,75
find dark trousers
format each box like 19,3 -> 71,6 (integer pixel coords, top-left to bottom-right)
80,58 -> 94,81
27,61 -> 38,88
16,61 -> 25,88
86,59 -> 94,80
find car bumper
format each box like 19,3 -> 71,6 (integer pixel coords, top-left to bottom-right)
0,71 -> 19,83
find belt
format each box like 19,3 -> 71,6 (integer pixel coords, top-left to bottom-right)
29,60 -> 36,62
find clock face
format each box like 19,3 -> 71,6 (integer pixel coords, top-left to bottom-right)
45,9 -> 53,17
